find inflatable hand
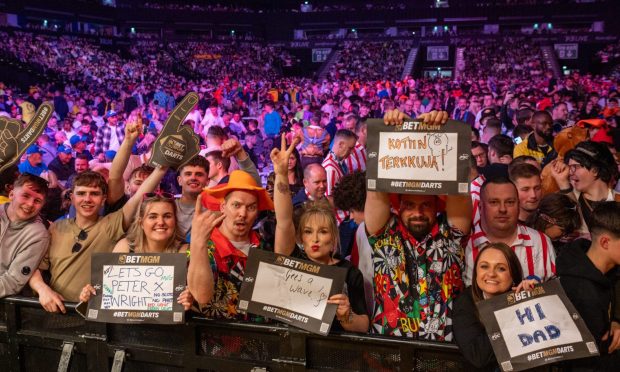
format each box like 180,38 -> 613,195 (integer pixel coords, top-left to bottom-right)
149,93 -> 201,170
0,103 -> 53,173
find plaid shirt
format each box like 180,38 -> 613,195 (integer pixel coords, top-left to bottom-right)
94,123 -> 125,155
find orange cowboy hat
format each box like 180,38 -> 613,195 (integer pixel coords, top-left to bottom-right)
201,170 -> 274,211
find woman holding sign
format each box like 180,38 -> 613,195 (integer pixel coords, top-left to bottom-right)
79,193 -> 194,310
271,134 -> 369,333
453,243 -> 537,370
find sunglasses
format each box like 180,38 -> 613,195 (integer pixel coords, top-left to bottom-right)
72,229 -> 88,253
142,191 -> 175,201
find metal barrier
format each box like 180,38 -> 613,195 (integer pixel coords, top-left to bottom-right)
0,296 -> 537,372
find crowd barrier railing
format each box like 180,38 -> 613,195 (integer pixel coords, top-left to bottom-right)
0,296 -> 558,372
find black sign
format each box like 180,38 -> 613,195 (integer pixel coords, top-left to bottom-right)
366,119 -> 470,195
239,250 -> 347,335
477,280 -> 599,372
87,253 -> 187,324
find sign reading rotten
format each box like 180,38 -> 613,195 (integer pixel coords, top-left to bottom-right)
477,280 -> 598,372
86,253 -> 187,324
239,250 -> 347,335
149,92 -> 201,170
366,119 -> 470,195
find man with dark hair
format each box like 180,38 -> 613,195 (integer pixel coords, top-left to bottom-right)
0,174 -> 50,297
516,107 -> 534,128
557,201 -> 620,370
453,97 -> 475,126
175,155 -> 210,237
509,163 -> 542,223
344,118 -> 368,173
29,123 -> 168,311
464,177 -> 555,286
322,129 -> 357,223
514,111 -> 555,163
333,171 -> 367,258
471,141 -> 489,170
205,150 -> 232,185
480,117 -> 502,144
487,134 -> 514,165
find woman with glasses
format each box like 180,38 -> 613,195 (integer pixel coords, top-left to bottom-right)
79,192 -> 193,309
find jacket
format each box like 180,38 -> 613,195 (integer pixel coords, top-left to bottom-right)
0,204 -> 50,298
557,239 -> 620,371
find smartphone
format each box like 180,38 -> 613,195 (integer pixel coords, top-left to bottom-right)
514,136 -> 523,145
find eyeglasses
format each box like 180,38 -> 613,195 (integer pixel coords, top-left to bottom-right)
568,164 -> 583,174
142,191 -> 175,201
72,229 -> 88,253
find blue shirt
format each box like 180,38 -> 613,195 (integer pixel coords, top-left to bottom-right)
18,160 -> 47,176
263,111 -> 282,137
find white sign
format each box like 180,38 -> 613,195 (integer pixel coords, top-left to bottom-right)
494,295 -> 582,358
251,262 -> 332,319
377,131 -> 457,181
554,43 -> 578,59
101,265 -> 175,311
427,46 -> 449,61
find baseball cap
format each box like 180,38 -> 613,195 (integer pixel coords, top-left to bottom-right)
70,135 -> 84,146
104,150 -> 117,161
26,145 -> 44,155
57,144 -> 72,154
106,110 -> 118,118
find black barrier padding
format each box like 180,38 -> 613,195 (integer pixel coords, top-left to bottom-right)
307,338 -> 400,371
121,359 -> 184,372
108,323 -> 185,350
0,303 -> 6,326
23,345 -> 87,372
0,343 -> 10,370
20,307 -> 85,336
199,327 -> 280,362
413,354 -> 468,371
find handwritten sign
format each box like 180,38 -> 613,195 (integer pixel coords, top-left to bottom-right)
366,119 -> 470,194
87,253 -> 187,324
238,250 -> 347,335
477,280 -> 598,371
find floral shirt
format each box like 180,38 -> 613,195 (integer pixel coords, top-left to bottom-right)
197,227 -> 267,321
366,214 -> 466,341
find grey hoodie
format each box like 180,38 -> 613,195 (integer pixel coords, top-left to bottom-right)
0,203 -> 50,298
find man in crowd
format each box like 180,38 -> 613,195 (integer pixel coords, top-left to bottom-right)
464,178 -> 555,286
263,101 -> 282,144
292,163 -> 328,207
344,118 -> 368,173
0,174 -> 50,297
513,111 -> 555,163
94,110 -> 125,156
47,145 -> 75,188
362,109 -> 471,340
29,122 -> 168,311
557,202 -> 620,370
175,156 -> 210,238
487,134 -> 514,165
471,141 -> 489,172
452,97 -> 475,126
187,170 -> 273,318
509,163 -> 542,224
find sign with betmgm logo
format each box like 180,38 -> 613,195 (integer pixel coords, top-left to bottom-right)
85,253 -> 187,325
366,119 -> 470,195
477,280 -> 598,371
239,250 -> 347,335
149,93 -> 201,170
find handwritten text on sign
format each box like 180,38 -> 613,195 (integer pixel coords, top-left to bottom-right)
251,262 -> 332,320
101,265 -> 174,311
494,294 -> 582,358
377,131 -> 457,181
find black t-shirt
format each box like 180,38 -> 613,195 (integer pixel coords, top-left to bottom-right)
290,248 -> 368,333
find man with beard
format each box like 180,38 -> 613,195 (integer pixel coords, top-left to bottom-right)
513,111 -> 556,164
509,163 -> 542,224
463,178 -> 555,286
363,109 -> 472,341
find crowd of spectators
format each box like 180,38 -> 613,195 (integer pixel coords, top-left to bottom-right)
1,25 -> 620,370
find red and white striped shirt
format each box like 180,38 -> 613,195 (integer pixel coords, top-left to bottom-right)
470,175 -> 485,227
463,223 -> 556,286
344,142 -> 367,173
322,152 -> 349,224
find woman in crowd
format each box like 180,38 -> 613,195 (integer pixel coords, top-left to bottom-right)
78,193 -> 193,309
526,193 -> 581,253
266,148 -> 304,199
271,135 -> 369,333
453,243 -> 537,370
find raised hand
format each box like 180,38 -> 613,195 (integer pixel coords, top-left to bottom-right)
383,109 -> 449,126
0,103 -> 53,173
124,113 -> 143,143
192,194 -> 226,246
149,93 -> 201,170
270,134 -> 300,176
221,138 -> 243,158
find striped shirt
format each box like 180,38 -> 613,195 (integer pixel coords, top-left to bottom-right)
463,223 -> 556,286
344,142 -> 367,173
470,175 -> 485,227
322,152 -> 349,224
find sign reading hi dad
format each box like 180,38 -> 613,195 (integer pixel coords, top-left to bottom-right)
239,250 -> 347,335
87,253 -> 187,324
477,280 -> 598,372
366,119 -> 470,195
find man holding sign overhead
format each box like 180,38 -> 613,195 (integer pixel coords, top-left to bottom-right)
363,110 -> 472,341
